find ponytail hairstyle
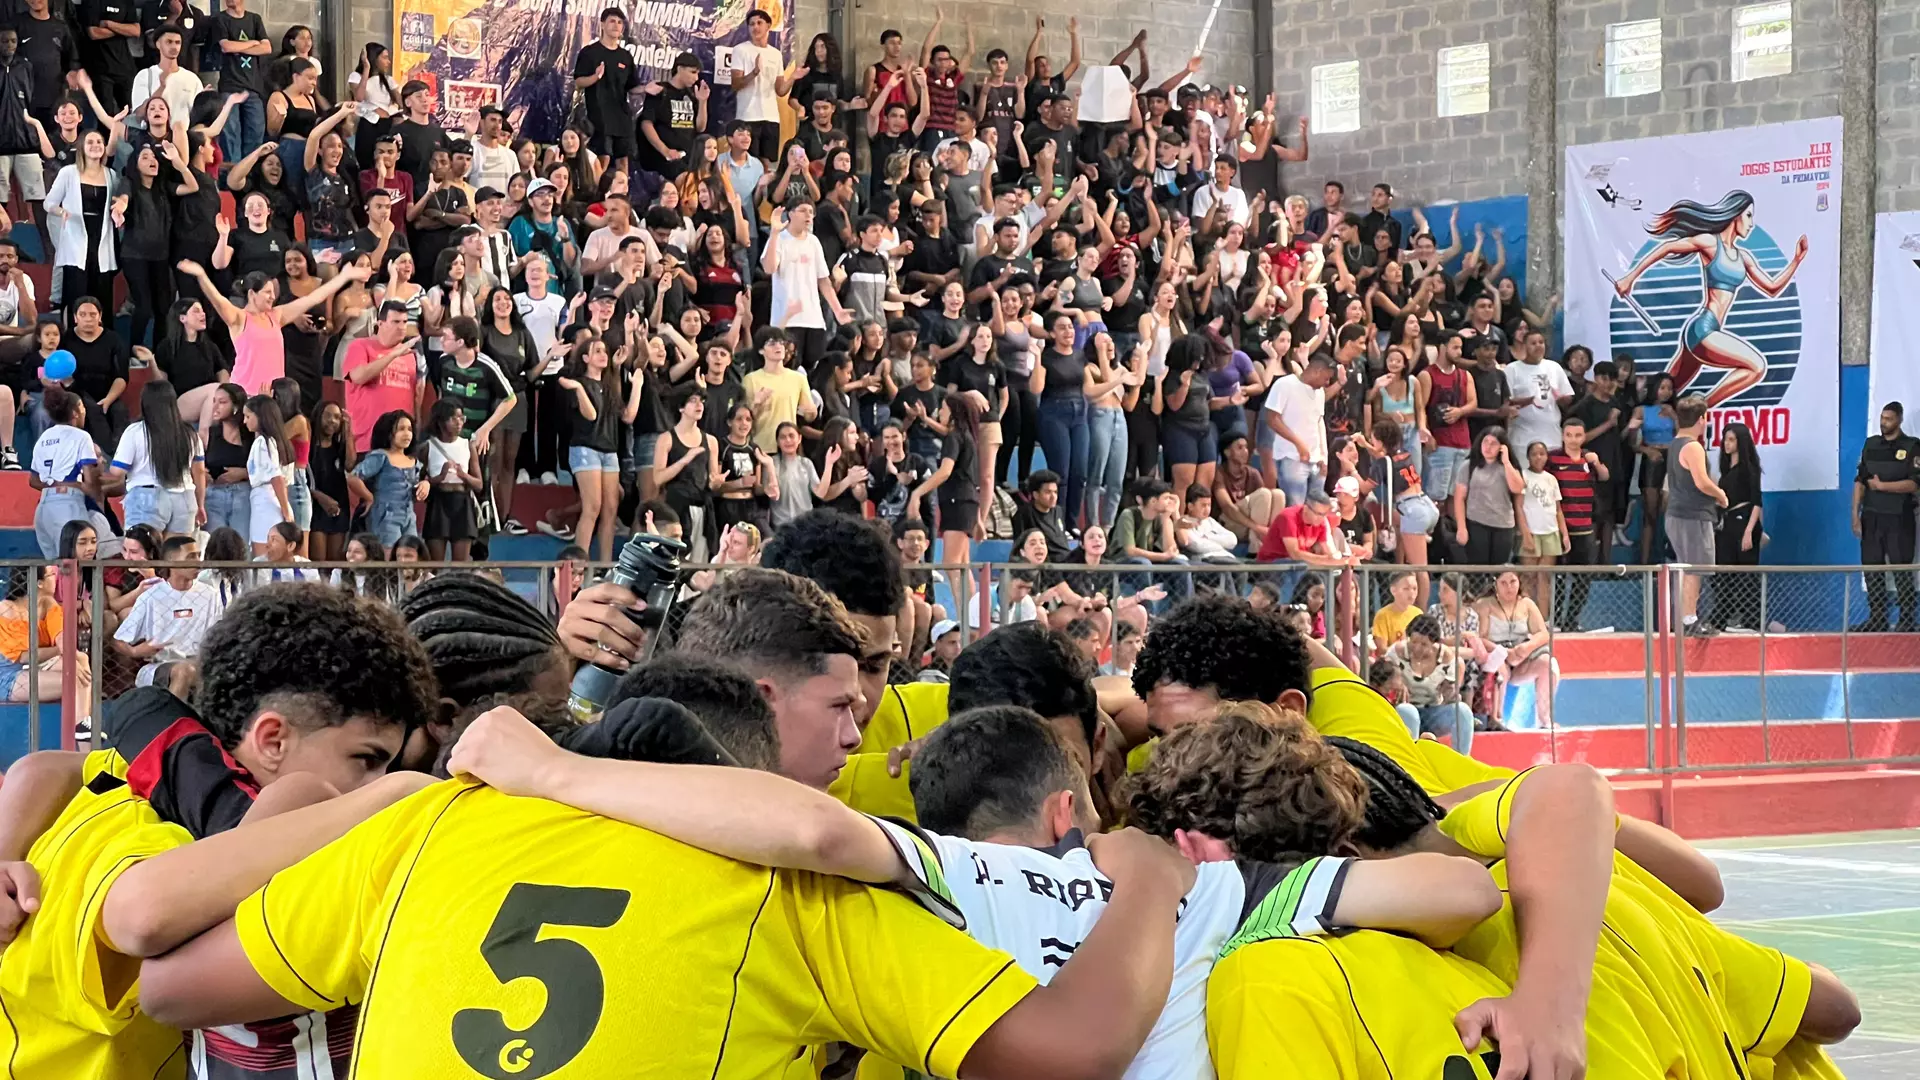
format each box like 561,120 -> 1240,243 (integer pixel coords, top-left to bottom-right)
1325,736 -> 1448,852
42,386 -> 82,426
139,380 -> 194,490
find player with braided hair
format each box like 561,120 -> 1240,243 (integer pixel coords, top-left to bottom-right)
398,571 -> 574,770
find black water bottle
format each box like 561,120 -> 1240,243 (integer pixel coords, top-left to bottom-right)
566,532 -> 688,722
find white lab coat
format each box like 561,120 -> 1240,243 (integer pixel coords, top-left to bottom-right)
44,165 -> 119,273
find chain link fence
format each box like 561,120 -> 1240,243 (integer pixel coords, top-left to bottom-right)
7,557 -> 1920,780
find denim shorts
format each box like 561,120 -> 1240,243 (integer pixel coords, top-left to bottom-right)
570,446 -> 620,473
1395,494 -> 1441,536
124,486 -> 198,534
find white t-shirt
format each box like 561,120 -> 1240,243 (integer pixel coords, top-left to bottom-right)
1503,359 -> 1573,455
427,435 -> 473,487
516,290 -> 568,371
348,71 -> 396,123
129,66 -> 203,132
111,422 -> 200,492
467,140 -> 518,197
0,272 -> 35,329
733,42 -> 786,123
251,556 -> 324,586
114,578 -> 222,685
1191,182 -> 1250,228
768,227 -> 828,330
875,818 -> 1345,1080
247,436 -> 287,489
1262,374 -> 1326,464
1521,468 -> 1562,536
30,424 -> 95,486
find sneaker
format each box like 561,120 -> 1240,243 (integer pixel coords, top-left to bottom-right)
504,518 -> 530,536
536,521 -> 575,540
515,469 -> 531,484
537,471 -> 559,485
0,445 -> 18,470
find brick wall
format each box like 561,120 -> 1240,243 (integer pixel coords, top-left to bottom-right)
1880,0 -> 1920,212
1264,0 -> 1534,203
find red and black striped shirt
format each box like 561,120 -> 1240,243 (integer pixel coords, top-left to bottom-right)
1547,451 -> 1598,533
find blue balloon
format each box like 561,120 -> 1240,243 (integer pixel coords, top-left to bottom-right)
43,349 -> 75,382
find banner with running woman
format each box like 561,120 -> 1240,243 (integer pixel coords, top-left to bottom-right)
1565,116 -> 1841,491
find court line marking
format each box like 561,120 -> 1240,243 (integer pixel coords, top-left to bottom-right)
1713,905 -> 1920,925
1706,851 -> 1920,876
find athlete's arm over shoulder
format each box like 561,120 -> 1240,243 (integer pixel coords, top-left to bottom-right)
139,919 -> 293,1029
1612,815 -> 1724,913
959,829 -> 1194,1080
447,706 -> 909,884
1334,853 -> 1502,948
103,770 -> 435,957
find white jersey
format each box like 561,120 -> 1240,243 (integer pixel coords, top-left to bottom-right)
30,424 -> 95,485
874,820 -> 1294,1080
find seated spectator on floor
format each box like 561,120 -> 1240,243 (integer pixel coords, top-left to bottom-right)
1382,613 -> 1475,756
252,522 -> 324,584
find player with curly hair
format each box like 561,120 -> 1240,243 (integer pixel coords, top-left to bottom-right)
0,583 -> 440,1079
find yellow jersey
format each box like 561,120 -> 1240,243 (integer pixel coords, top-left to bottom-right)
1208,925 -> 1511,1080
831,683 -> 953,822
234,778 -> 1037,1079
1306,668 -> 1513,795
0,749 -> 192,1080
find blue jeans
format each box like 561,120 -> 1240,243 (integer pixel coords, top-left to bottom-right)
1424,446 -> 1468,506
1085,406 -> 1127,529
1275,457 -> 1322,508
1397,701 -> 1475,757
287,467 -> 312,531
204,483 -> 251,539
1035,395 -> 1089,523
219,92 -> 267,165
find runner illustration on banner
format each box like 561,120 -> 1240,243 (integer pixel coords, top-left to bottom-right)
1610,190 -> 1810,408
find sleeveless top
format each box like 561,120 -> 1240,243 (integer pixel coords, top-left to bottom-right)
997,319 -> 1034,377
1704,236 -> 1745,293
231,311 -> 285,393
1640,406 -> 1676,447
1425,363 -> 1471,449
1666,435 -> 1718,521
661,427 -> 710,510
1379,376 -> 1416,418
277,92 -> 318,139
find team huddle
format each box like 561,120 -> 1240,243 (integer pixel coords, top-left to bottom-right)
0,508 -> 1863,1079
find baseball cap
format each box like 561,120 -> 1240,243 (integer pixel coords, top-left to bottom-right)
590,285 -> 620,302
658,244 -> 688,263
526,178 -> 557,197
1334,475 -> 1361,497
931,619 -> 959,641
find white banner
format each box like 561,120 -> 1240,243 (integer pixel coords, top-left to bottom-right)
1868,211 -> 1920,433
1564,117 -> 1842,491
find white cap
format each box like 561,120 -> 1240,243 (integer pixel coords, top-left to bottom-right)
931,619 -> 960,640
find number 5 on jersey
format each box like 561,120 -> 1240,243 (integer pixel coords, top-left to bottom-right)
451,883 -> 632,1078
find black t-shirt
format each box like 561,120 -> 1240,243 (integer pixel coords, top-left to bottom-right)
697,373 -> 742,441
901,228 -> 960,285
1239,144 -> 1284,204
208,10 -> 267,95
120,181 -> 171,260
939,429 -> 977,504
154,334 -> 225,393
223,225 -> 283,280
1038,346 -> 1085,401
941,354 -> 1006,422
966,252 -> 1034,318
1338,506 -> 1374,551
78,0 -> 138,82
1023,121 -> 1077,177
64,328 -> 129,400
1467,363 -> 1508,444
170,169 -> 220,255
352,226 -> 409,272
574,42 -> 638,137
869,130 -> 915,194
636,83 -> 698,175
11,12 -> 76,109
391,118 -> 445,192
814,198 -> 850,267
918,310 -> 964,356
1104,274 -> 1145,335
893,384 -> 946,446
980,83 -> 1018,155
568,376 -> 620,452
1567,391 -> 1620,473
868,450 -> 930,524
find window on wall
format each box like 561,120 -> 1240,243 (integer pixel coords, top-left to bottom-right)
1436,43 -> 1490,117
1604,19 -> 1663,97
1732,1 -> 1793,81
1310,61 -> 1361,133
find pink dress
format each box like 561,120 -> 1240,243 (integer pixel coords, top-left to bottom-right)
230,311 -> 285,394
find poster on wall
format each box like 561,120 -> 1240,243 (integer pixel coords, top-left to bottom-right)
391,0 -> 789,143
1564,116 -> 1842,491
1868,212 -> 1920,433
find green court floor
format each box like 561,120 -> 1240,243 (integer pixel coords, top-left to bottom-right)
1704,830 -> 1920,1079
